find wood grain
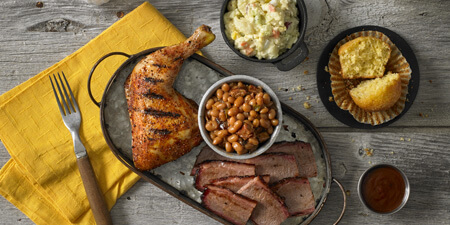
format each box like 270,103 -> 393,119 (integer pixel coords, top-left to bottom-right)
1,0 -> 449,224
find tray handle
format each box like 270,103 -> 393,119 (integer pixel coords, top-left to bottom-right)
87,52 -> 131,107
332,178 -> 347,225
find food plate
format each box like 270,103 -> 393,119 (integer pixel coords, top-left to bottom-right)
88,48 -> 346,224
316,25 -> 420,129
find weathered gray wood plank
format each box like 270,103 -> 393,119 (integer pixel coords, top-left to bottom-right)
1,0 -> 449,224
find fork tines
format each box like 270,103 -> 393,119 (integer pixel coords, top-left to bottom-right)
49,72 -> 79,116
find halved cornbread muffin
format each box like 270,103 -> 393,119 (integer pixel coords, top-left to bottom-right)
339,36 -> 391,79
349,72 -> 402,111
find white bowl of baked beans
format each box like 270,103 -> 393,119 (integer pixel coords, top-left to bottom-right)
198,75 -> 282,159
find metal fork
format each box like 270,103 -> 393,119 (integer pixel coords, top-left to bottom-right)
50,72 -> 113,225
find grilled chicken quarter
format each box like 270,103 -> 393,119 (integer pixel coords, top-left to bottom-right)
125,25 -> 215,171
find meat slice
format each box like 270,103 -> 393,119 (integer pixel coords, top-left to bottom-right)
237,177 -> 289,225
195,161 -> 256,191
202,185 -> 257,225
271,177 -> 316,216
190,146 -> 239,175
245,153 -> 299,184
266,142 -> 318,177
211,175 -> 270,192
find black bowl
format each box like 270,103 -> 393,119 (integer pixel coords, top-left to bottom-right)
220,0 -> 308,71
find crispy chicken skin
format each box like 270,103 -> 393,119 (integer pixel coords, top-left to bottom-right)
125,25 -> 215,170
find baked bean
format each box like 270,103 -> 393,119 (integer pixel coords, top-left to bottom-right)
227,134 -> 239,143
244,95 -> 252,103
252,119 -> 260,127
256,96 -> 264,106
260,113 -> 268,120
228,107 -> 239,117
244,142 -> 254,150
228,120 -> 243,133
221,83 -> 230,92
216,89 -> 224,99
271,119 -> 279,126
217,103 -> 226,110
242,103 -> 252,112
268,109 -> 277,120
222,92 -> 229,102
260,107 -> 269,114
205,120 -> 218,131
204,81 -> 279,154
213,137 -> 223,145
228,117 -> 237,126
248,137 -> 259,146
260,118 -> 271,129
217,130 -> 228,138
263,93 -> 271,105
211,109 -> 219,117
219,111 -> 227,121
206,99 -> 214,110
232,142 -> 244,154
236,113 -> 245,121
256,92 -> 263,99
234,96 -> 244,107
225,142 -> 233,152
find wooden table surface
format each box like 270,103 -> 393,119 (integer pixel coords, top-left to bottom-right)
1,0 -> 449,224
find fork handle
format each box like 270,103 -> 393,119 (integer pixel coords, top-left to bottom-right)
77,155 -> 113,225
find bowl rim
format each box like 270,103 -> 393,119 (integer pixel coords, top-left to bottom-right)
357,163 -> 410,215
198,75 -> 283,160
219,0 -> 308,63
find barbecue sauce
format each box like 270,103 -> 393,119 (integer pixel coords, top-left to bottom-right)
361,166 -> 406,213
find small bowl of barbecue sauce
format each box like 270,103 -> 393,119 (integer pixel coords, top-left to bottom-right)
357,164 -> 410,214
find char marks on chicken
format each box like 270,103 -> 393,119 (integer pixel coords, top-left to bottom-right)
125,25 -> 215,171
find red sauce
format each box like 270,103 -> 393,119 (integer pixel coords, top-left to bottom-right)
361,166 -> 406,213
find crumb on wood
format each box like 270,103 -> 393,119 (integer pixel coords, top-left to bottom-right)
295,85 -> 302,91
407,138 -> 411,142
364,148 -> 374,157
390,151 -> 395,155
368,161 -> 372,164
289,97 -> 293,100
306,96 -> 310,100
346,190 -> 351,196
36,1 -> 43,7
303,101 -> 311,109
429,80 -> 432,83
180,171 -> 185,175
117,11 -> 125,18
304,70 -> 309,75
400,137 -> 405,141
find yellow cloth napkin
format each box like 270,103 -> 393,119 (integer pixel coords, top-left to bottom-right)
0,2 -> 187,224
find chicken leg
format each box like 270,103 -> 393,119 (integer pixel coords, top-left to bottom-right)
125,25 -> 215,171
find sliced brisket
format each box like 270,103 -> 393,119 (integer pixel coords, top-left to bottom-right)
245,153 -> 299,184
237,177 -> 289,225
195,161 -> 256,191
266,141 -> 318,177
211,175 -> 270,192
202,185 -> 257,225
271,177 -> 316,216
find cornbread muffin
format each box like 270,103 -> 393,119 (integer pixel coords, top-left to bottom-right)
338,37 -> 391,79
349,72 -> 402,111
